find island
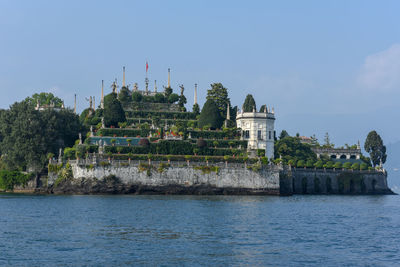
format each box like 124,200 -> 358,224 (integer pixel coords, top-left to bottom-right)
0,67 -> 393,195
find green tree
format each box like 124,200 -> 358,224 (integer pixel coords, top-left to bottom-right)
274,136 -> 317,164
164,87 -> 173,98
364,130 -> 387,166
178,94 -> 187,108
192,103 -> 200,115
132,92 -> 142,102
0,98 -> 81,172
206,83 -> 231,118
154,93 -> 166,103
259,104 -> 266,112
279,130 -> 290,140
198,99 -> 223,129
118,87 -> 130,103
26,92 -> 63,108
168,93 -> 179,103
243,94 -> 256,112
323,132 -> 334,148
104,93 -> 126,127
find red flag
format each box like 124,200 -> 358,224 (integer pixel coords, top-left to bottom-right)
146,61 -> 149,72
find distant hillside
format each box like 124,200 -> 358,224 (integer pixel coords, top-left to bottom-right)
385,141 -> 400,192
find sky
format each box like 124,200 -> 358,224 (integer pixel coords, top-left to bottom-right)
0,0 -> 399,147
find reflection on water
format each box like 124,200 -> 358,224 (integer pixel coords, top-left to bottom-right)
0,194 -> 399,266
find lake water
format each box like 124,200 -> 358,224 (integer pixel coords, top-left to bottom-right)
1,194 -> 399,266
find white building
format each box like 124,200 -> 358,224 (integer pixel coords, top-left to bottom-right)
236,107 -> 275,159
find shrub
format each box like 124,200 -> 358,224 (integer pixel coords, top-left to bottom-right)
325,161 -> 334,169
306,159 -> 314,168
196,138 -> 207,148
360,163 -> 368,170
261,157 -> 269,165
333,162 -> 342,169
351,163 -> 360,170
288,159 -> 296,166
132,92 -> 142,102
296,160 -> 305,168
343,162 -> 352,169
314,160 -> 324,169
139,138 -> 150,147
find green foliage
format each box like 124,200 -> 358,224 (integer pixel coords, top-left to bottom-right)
343,162 -> 352,170
351,163 -> 360,170
206,83 -> 231,118
0,170 -> 32,191
279,130 -> 290,140
261,157 -> 269,165
192,103 -> 200,115
306,159 -> 314,168
194,165 -> 220,174
0,98 -> 81,172
360,163 -> 368,170
334,162 -> 342,169
48,163 -> 63,173
25,92 -> 63,108
364,130 -> 387,166
118,87 -> 131,103
198,99 -> 223,129
164,87 -> 173,98
132,92 -> 143,102
314,160 -> 324,169
54,163 -> 72,187
274,136 -> 317,164
178,94 -> 187,108
104,93 -> 126,127
296,160 -> 305,168
154,93 -> 166,103
243,94 -> 256,112
168,93 -> 179,103
63,147 -> 76,160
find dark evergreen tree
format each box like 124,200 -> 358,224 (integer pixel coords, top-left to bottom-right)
259,104 -> 266,112
243,94 -> 256,112
104,93 -> 126,127
364,130 -> 387,166
168,93 -> 179,103
132,92 -> 142,102
164,87 -> 173,98
198,99 -> 223,129
154,93 -> 166,103
118,86 -> 130,103
192,103 -> 200,115
279,130 -> 290,139
206,83 -> 231,118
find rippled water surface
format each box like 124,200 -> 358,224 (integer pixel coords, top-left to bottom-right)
0,194 -> 399,266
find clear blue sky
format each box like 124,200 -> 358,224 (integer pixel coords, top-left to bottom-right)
1,0 -> 399,146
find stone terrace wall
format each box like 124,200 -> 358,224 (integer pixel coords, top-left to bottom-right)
55,161 -> 281,195
290,168 -> 392,194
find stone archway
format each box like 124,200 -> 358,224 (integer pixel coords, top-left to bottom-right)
314,177 -> 321,193
302,177 -> 307,194
349,180 -> 355,193
372,179 -> 377,192
326,177 -> 332,193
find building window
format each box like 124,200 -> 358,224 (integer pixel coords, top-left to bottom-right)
243,130 -> 250,139
258,130 -> 262,140
269,131 -> 271,139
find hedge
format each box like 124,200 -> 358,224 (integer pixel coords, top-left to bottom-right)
125,110 -> 197,120
103,140 -> 242,156
107,154 -> 259,164
97,128 -> 150,137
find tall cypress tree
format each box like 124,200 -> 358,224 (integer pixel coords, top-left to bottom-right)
198,99 -> 223,129
104,93 -> 126,127
243,94 -> 256,112
364,131 -> 387,166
